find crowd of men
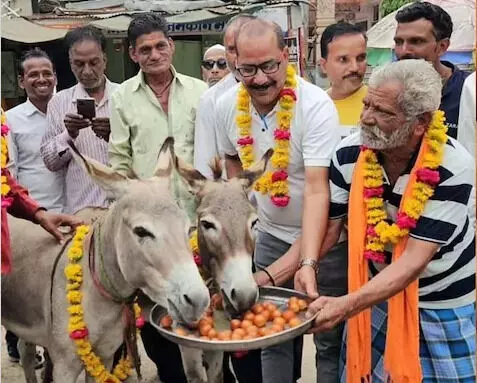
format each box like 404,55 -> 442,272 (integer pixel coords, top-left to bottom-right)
2,1 -> 475,382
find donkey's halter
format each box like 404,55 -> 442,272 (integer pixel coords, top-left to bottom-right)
87,218 -> 137,304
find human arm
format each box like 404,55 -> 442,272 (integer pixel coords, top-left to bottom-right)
108,91 -> 132,176
256,216 -> 344,288
307,238 -> 438,332
5,168 -> 83,242
457,72 -> 476,158
40,96 -> 75,171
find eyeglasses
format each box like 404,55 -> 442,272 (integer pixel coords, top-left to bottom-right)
236,60 -> 281,77
202,58 -> 227,70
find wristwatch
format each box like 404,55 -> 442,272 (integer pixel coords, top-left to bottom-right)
299,258 -> 319,272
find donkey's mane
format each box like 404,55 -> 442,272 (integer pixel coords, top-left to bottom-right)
208,157 -> 223,180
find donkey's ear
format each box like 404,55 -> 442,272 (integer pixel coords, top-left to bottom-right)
175,154 -> 207,195
67,139 -> 129,199
153,137 -> 175,179
236,149 -> 273,190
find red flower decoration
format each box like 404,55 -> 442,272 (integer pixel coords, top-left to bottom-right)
1,125 -> 9,136
363,187 -> 384,199
136,315 -> 145,329
70,328 -> 89,340
416,168 -> 440,186
272,170 -> 288,182
237,136 -> 254,146
396,212 -> 417,229
279,88 -> 297,101
194,254 -> 202,267
274,129 -> 291,140
366,225 -> 377,237
364,250 -> 385,263
271,195 -> 290,207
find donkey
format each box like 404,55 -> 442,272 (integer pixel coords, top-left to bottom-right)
1,138 -> 210,383
174,150 -> 272,383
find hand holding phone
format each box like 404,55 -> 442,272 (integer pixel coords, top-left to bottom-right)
76,98 -> 96,120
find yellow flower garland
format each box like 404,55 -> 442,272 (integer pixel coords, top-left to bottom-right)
236,65 -> 297,207
1,109 -> 12,207
362,111 -> 447,262
65,225 -> 142,382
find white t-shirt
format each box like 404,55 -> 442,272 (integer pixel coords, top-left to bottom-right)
194,73 -> 238,178
217,76 -> 340,243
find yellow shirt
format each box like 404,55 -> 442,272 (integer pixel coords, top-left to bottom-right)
329,85 -> 367,139
109,68 -> 208,219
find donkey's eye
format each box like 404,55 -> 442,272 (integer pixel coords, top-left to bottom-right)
251,218 -> 258,229
133,226 -> 155,239
201,220 -> 216,230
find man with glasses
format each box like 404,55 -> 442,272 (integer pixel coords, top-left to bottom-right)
201,44 -> 229,87
217,18 -> 340,383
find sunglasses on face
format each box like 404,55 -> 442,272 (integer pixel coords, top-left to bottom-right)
202,58 -> 227,70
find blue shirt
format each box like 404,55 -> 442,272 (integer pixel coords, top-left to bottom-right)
440,61 -> 470,139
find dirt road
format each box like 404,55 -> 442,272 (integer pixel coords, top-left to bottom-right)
1,329 -> 317,382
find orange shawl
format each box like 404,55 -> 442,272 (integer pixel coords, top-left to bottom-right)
347,142 -> 429,382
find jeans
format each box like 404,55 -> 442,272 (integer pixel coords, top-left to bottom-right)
254,230 -> 303,383
313,241 -> 348,383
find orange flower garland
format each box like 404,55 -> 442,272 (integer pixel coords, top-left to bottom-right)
65,225 -> 144,382
236,65 -> 297,207
362,110 -> 447,263
1,109 -> 12,208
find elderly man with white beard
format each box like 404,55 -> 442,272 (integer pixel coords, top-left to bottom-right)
299,59 -> 476,382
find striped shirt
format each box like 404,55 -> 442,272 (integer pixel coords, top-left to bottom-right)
40,79 -> 118,214
330,132 -> 475,309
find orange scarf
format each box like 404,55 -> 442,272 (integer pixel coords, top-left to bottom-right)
347,141 -> 429,382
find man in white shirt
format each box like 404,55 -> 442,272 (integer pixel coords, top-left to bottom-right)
5,47 -> 64,369
217,19 -> 340,383
457,72 -> 476,158
194,14 -> 256,179
7,48 -> 64,213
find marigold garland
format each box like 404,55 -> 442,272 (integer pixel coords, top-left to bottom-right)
236,65 -> 297,207
1,109 -> 12,209
362,110 -> 447,263
65,225 -> 144,382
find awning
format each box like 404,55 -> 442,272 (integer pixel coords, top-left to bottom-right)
1,17 -> 69,43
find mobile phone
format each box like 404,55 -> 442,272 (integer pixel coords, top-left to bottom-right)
76,99 -> 96,120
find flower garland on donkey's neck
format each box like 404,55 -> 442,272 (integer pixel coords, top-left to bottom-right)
65,225 -> 145,383
236,65 -> 297,208
1,109 -> 12,209
362,110 -> 447,263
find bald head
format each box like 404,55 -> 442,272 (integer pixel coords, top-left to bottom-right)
223,14 -> 257,71
236,19 -> 285,56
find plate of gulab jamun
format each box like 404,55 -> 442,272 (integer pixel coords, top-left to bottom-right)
150,287 -> 317,351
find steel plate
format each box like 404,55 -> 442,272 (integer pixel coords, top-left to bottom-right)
149,286 -> 317,352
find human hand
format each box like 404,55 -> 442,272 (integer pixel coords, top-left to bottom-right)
34,210 -> 84,244
294,265 -> 319,299
254,270 -> 272,287
306,295 -> 352,333
64,113 -> 91,139
92,117 -> 110,141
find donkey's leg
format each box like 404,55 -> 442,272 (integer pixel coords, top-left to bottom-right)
179,346 -> 208,383
18,339 -> 38,383
51,356 -> 83,383
204,351 -> 224,383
